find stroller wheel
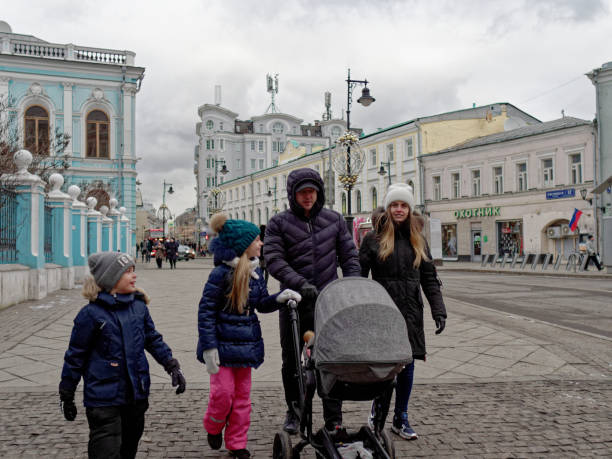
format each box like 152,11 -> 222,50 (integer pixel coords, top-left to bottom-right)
381,430 -> 395,459
273,431 -> 293,459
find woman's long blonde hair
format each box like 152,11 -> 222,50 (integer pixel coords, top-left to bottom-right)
376,206 -> 429,268
210,212 -> 252,314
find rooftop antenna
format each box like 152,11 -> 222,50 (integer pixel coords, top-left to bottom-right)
322,91 -> 332,120
265,73 -> 279,113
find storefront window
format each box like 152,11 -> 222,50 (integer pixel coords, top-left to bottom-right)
442,224 -> 457,258
497,220 -> 523,256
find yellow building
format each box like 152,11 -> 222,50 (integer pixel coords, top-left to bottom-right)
216,103 -> 540,230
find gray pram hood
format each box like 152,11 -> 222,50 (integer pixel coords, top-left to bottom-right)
312,278 -> 412,396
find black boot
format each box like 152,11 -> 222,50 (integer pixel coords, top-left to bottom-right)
229,449 -> 250,458
207,432 -> 222,450
283,410 -> 299,435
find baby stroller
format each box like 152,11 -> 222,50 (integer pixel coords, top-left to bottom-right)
273,278 -> 412,459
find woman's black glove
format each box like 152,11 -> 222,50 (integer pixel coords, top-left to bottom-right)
300,283 -> 319,302
435,317 -> 446,335
164,358 -> 186,394
59,389 -> 77,421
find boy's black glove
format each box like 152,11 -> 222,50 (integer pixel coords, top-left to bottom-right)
164,358 -> 186,394
435,317 -> 446,335
300,283 -> 319,302
59,389 -> 77,421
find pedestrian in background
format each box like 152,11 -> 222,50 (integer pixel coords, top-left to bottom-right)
264,168 -> 360,434
359,183 -> 447,441
165,237 -> 178,269
585,235 -> 603,271
58,252 -> 186,459
154,240 -> 164,269
197,213 -> 301,458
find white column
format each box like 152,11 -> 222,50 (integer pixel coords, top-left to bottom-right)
62,82 -> 74,156
122,85 -> 136,158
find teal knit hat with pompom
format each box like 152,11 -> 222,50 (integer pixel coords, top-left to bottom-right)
210,213 -> 260,256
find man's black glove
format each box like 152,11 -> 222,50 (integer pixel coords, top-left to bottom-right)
164,358 -> 186,394
300,283 -> 319,302
435,317 -> 446,335
59,389 -> 77,421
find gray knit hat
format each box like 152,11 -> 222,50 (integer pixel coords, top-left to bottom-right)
88,252 -> 135,292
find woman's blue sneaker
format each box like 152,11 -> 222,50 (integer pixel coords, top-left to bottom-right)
391,413 -> 418,440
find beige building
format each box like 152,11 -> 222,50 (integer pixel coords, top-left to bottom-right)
421,117 -> 596,261
217,103 -> 540,231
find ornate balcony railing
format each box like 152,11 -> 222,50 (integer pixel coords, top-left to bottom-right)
2,36 -> 135,66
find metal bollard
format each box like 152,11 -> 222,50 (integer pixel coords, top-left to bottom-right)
510,253 -> 519,269
501,253 -> 508,267
481,254 -> 489,267
520,253 -> 531,270
566,253 -> 576,271
490,253 -> 499,267
531,253 -> 540,270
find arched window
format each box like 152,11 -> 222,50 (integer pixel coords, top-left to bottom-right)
265,207 -> 269,222
242,211 -> 246,220
86,110 -> 110,158
356,190 -> 362,213
371,187 -> 378,209
272,122 -> 284,134
341,193 -> 347,215
250,210 -> 253,222
257,209 -> 261,225
24,105 -> 49,154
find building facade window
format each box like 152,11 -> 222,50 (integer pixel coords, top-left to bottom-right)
405,138 -> 413,159
236,158 -> 240,169
259,159 -> 264,169
331,126 -> 342,138
219,122 -> 224,131
370,148 -> 377,167
265,207 -> 269,222
472,170 -> 481,196
257,182 -> 261,195
451,173 -> 460,199
272,122 -> 284,134
86,109 -> 110,158
206,139 -> 215,150
493,166 -> 503,194
387,143 -> 394,162
257,208 -> 261,225
569,153 -> 582,184
432,176 -> 441,201
251,159 -> 256,169
24,105 -> 50,154
206,120 -> 213,130
542,158 -> 554,187
258,141 -> 264,152
517,162 -> 527,191
250,141 -> 255,151
356,190 -> 362,213
371,187 -> 378,209
442,224 -> 457,258
219,139 -> 224,150
498,220 -> 523,256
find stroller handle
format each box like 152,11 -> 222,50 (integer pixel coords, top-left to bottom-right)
287,299 -> 298,310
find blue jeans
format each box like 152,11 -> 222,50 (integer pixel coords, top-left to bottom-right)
394,361 -> 415,416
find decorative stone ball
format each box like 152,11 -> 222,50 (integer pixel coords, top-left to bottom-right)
119,206 -> 127,215
99,205 -> 109,216
14,149 -> 33,172
86,197 -> 98,210
109,198 -> 118,209
67,185 -> 81,201
48,173 -> 64,191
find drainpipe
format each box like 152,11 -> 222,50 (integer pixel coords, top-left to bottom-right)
415,121 -> 425,212
250,173 -> 255,222
119,66 -> 126,207
593,119 -> 599,252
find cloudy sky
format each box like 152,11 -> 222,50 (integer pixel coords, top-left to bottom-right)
4,0 -> 612,214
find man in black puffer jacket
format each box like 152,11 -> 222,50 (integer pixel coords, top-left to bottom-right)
264,168 -> 360,434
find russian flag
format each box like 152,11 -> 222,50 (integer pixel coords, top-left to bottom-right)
569,208 -> 583,232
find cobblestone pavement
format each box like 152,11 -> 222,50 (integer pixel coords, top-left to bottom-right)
0,258 -> 611,457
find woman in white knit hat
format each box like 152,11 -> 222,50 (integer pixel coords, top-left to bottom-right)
359,183 -> 447,440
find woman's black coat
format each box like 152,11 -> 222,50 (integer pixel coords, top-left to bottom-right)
359,224 -> 447,359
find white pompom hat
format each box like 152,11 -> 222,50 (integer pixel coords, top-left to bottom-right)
383,183 -> 415,210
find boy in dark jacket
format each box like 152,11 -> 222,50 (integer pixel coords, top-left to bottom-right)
59,252 -> 186,459
197,213 -> 301,459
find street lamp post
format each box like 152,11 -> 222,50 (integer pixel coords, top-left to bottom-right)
161,180 -> 174,240
333,68 -> 375,235
379,160 -> 391,187
208,159 -> 229,216
267,186 -> 279,214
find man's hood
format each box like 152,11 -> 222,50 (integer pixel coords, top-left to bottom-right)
286,168 -> 326,218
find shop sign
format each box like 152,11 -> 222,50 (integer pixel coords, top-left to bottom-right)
546,189 -> 575,200
454,206 -> 500,219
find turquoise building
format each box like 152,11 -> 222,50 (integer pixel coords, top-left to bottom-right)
0,20 -> 144,250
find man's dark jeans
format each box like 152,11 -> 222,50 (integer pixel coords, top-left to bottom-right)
85,399 -> 149,459
279,303 -> 342,429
